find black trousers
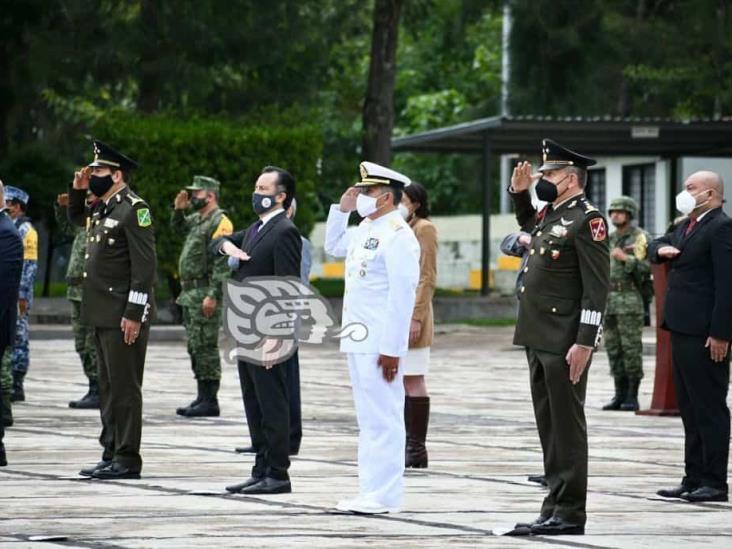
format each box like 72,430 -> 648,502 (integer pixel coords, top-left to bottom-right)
0,343 -> 5,444
527,347 -> 590,525
238,356 -> 292,480
670,331 -> 730,491
95,326 -> 148,471
242,350 -> 302,453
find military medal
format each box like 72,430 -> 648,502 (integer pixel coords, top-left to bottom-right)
363,237 -> 380,250
550,224 -> 568,238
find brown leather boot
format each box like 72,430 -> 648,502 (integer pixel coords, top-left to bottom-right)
405,396 -> 430,468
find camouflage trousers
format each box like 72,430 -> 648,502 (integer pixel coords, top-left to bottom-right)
1,313 -> 30,390
604,313 -> 644,380
182,304 -> 222,381
71,300 -> 97,381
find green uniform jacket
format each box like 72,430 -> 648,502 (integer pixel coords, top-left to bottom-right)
68,186 -> 157,328
606,227 -> 650,316
171,207 -> 232,308
511,190 -> 610,354
55,202 -> 88,302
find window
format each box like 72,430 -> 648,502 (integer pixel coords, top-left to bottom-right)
586,169 -> 606,213
622,164 -> 655,231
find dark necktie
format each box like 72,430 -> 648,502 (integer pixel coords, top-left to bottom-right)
685,218 -> 698,236
537,205 -> 553,224
244,220 -> 263,248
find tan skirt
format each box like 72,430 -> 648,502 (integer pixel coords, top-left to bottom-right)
401,346 -> 431,376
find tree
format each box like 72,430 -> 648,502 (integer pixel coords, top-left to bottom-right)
362,0 -> 403,164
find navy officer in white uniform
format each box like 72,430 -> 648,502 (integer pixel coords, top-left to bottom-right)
325,161 -> 420,514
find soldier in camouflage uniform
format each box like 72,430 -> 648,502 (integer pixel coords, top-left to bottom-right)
602,196 -> 651,411
1,186 -> 38,405
172,176 -> 233,417
55,193 -> 99,409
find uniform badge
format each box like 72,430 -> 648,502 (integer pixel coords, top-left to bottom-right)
137,208 -> 152,227
103,218 -> 119,228
550,225 -> 568,238
363,237 -> 380,250
560,217 -> 574,226
589,218 -> 607,241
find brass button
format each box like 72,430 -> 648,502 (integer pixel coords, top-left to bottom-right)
530,249 -> 536,255
109,287 -> 113,292
552,307 -> 557,313
523,267 -> 529,273
85,253 -> 89,259
536,231 -> 542,236
520,286 -> 525,293
83,272 -> 87,278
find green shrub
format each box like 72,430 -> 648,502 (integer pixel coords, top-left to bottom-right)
92,113 -> 322,295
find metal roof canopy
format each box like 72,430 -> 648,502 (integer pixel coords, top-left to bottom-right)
391,115 -> 732,294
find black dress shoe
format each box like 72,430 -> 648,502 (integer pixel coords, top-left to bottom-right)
238,477 -> 291,494
91,463 -> 141,480
681,486 -> 728,502
515,515 -> 550,529
79,460 -> 113,477
531,516 -> 584,535
527,474 -> 547,487
0,443 -> 7,467
657,484 -> 695,498
226,476 -> 263,493
235,445 -> 258,453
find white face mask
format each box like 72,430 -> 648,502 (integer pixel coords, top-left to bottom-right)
356,192 -> 379,218
675,189 -> 710,215
398,203 -> 411,220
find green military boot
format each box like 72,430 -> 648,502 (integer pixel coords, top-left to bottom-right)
621,379 -> 640,411
180,380 -> 220,417
1,391 -> 12,427
176,380 -> 203,416
69,379 -> 100,409
10,371 -> 25,403
602,377 -> 627,411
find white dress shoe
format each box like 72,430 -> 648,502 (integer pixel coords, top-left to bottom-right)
335,497 -> 399,514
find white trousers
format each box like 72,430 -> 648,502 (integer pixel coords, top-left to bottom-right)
347,353 -> 406,509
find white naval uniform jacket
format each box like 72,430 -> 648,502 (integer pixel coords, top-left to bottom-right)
325,205 -> 420,357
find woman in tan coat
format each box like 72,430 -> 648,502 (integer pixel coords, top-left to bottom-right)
399,182 -> 437,468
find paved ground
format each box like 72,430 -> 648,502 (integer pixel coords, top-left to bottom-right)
2,325 -> 731,548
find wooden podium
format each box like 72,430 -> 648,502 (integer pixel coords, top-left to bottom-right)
636,262 -> 680,416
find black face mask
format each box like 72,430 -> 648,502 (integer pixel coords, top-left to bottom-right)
252,193 -> 278,215
190,197 -> 208,211
89,174 -> 114,197
535,175 -> 568,203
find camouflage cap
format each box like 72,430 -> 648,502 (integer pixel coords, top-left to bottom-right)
608,195 -> 638,218
186,175 -> 221,193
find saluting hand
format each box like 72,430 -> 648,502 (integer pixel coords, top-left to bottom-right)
566,344 -> 593,384
73,166 -> 91,190
510,161 -> 540,193
705,336 -> 730,363
221,241 -> 250,261
174,190 -> 189,210
339,187 -> 360,213
378,354 -> 399,383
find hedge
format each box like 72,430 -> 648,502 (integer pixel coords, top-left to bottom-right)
92,113 -> 322,294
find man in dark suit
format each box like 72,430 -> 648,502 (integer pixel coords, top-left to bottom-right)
0,180 -> 24,466
650,170 -> 732,503
213,166 -> 301,495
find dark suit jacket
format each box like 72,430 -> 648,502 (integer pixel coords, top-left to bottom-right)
649,207 -> 732,340
211,210 -> 302,282
0,209 -> 23,348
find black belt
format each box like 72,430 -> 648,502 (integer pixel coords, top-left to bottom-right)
180,278 -> 210,291
611,281 -> 634,292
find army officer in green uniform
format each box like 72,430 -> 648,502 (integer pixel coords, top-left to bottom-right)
172,175 -> 233,417
507,139 -> 610,536
68,140 -> 156,480
602,196 -> 650,412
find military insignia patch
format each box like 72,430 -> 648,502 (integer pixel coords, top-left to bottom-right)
589,218 -> 607,241
137,208 -> 152,227
363,237 -> 380,250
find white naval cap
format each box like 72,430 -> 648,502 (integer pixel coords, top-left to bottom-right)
356,161 -> 411,188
